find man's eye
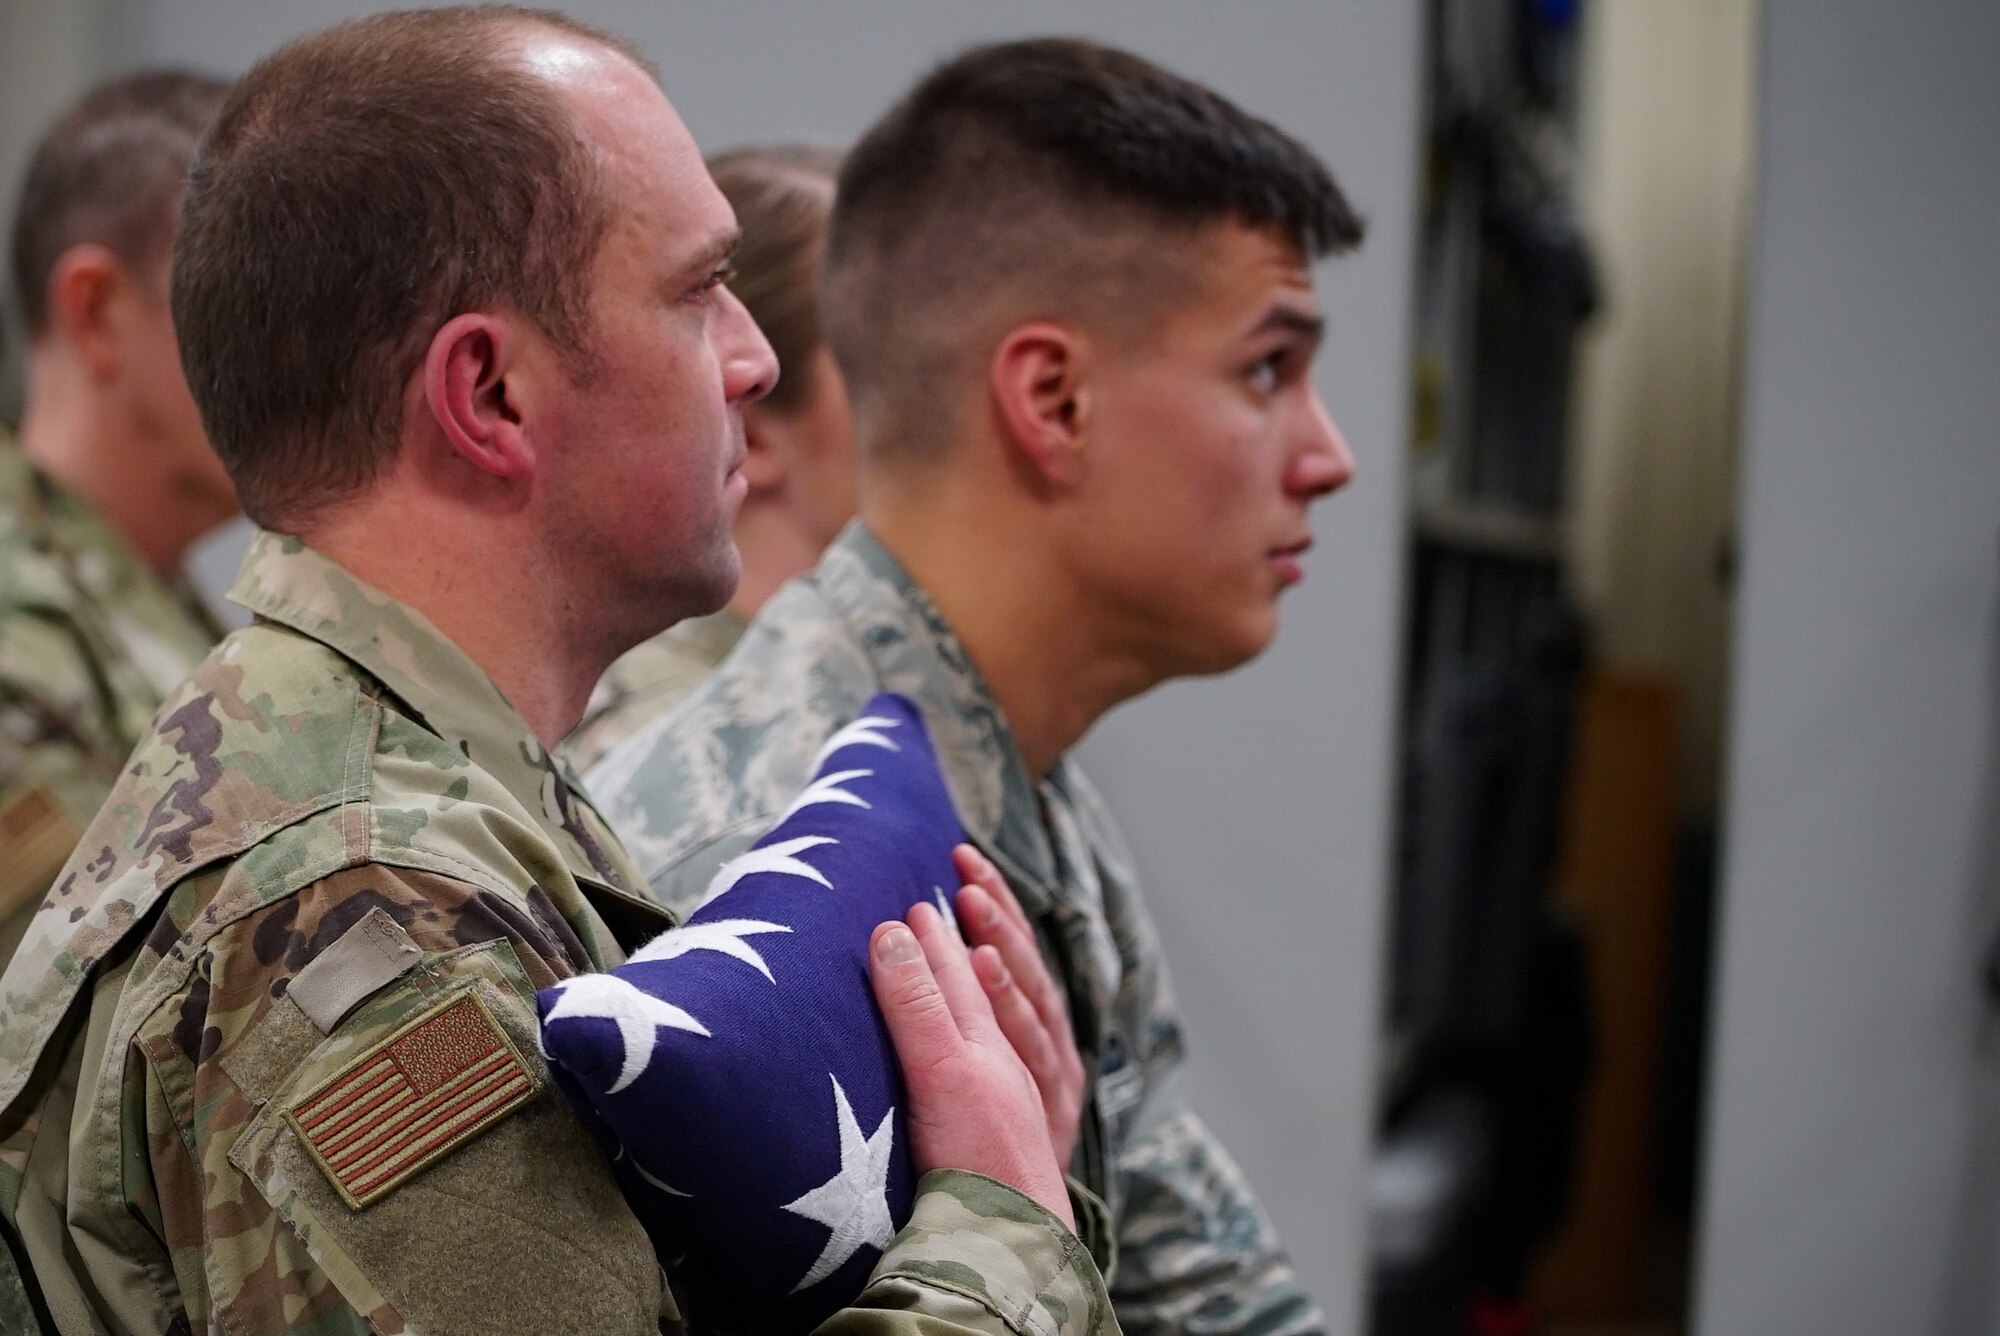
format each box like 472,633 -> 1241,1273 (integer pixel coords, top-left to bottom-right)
1248,355 -> 1283,395
706,263 -> 738,291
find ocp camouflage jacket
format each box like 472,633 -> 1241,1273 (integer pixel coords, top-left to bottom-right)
0,530 -> 1113,1336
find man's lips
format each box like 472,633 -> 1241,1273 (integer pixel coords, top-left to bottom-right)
1271,537 -> 1312,584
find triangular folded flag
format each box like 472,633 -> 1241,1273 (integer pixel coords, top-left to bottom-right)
538,692 -> 967,1333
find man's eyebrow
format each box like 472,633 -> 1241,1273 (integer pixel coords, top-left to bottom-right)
674,227 -> 742,284
1247,305 -> 1326,342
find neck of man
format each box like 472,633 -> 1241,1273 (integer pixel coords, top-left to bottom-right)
865,469 -> 1160,781
19,347 -> 221,575
302,492 -> 617,754
726,493 -> 825,621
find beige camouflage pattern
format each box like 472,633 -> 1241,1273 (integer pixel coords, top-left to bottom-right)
590,524 -> 1325,1336
0,439 -> 219,968
566,609 -> 747,770
0,529 -> 1115,1336
837,1173 -> 1110,1336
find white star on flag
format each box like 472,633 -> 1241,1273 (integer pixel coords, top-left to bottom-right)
699,834 -> 838,910
810,715 -> 901,771
781,1073 -> 897,1292
542,973 -> 709,1093
780,769 -> 875,822
628,918 -> 794,981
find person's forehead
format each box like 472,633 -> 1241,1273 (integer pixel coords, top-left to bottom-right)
1161,221 -> 1319,335
525,32 -> 732,247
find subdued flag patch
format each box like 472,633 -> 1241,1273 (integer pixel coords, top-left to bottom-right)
287,990 -> 538,1209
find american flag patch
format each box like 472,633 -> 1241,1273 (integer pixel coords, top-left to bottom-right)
287,990 -> 539,1209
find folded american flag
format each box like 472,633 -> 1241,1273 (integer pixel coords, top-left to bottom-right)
538,693 -> 967,1333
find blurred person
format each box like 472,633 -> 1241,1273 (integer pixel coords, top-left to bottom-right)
569,143 -> 853,768
0,70 -> 235,970
0,11 -> 1114,1335
591,37 -> 1363,1336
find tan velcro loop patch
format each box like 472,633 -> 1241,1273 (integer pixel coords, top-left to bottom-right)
287,990 -> 540,1209
288,906 -> 423,1034
0,781 -> 84,917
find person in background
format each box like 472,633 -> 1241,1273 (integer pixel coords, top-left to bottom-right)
569,143 -> 854,769
0,70 -> 234,969
590,36 -> 1361,1336
0,10 -> 1111,1334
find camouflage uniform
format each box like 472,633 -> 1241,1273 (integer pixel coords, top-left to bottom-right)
0,530 -> 1115,1336
0,439 -> 219,970
589,525 -> 1326,1336
567,610 -> 747,771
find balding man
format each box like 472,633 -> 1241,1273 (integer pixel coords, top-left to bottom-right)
0,10 -> 1110,1335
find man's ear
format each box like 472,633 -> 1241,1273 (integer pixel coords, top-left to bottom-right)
422,312 -> 534,481
990,322 -> 1089,489
44,244 -> 127,379
739,402 -> 788,496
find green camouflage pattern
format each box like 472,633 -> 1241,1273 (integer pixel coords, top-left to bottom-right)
566,609 -> 747,771
0,438 -> 219,968
839,1172 -> 1109,1336
0,529 -> 1115,1336
589,524 -> 1324,1335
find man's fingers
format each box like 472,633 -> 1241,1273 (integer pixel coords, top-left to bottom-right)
870,922 -> 962,1077
973,943 -> 1058,1084
953,844 -> 1033,936
908,900 -> 1001,1043
958,881 -> 1073,1042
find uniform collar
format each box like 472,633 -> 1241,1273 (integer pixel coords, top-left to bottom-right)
228,529 -> 640,894
677,606 -> 750,665
812,524 -> 1063,896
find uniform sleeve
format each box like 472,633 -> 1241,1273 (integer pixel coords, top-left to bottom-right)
139,865 -> 1119,1336
136,864 -> 670,1336
819,1171 -> 1116,1336
1107,1095 -> 1326,1336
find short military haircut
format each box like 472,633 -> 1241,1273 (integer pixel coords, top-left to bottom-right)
172,6 -> 652,527
824,38 -> 1363,460
707,144 -> 843,415
9,69 -> 230,338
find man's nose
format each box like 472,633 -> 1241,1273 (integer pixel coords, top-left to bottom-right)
1289,393 -> 1355,498
719,285 -> 779,406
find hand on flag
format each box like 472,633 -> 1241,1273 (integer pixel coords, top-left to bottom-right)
870,875 -> 1077,1229
951,845 -> 1087,1172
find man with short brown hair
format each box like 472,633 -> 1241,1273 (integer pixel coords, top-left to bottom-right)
0,69 -> 234,968
0,10 -> 1112,1335
593,37 -> 1362,1335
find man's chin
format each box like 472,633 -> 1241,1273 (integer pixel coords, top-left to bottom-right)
689,545 -> 744,618
1182,613 -> 1278,680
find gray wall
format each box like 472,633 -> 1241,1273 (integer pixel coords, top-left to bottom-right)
111,4 -> 1420,1328
1694,1 -> 2000,1333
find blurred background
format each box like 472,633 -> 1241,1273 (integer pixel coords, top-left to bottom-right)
2,1 -> 1994,1334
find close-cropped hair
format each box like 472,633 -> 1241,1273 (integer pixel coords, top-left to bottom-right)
9,69 -> 230,338
824,37 -> 1364,460
707,144 -> 843,415
171,6 -> 652,528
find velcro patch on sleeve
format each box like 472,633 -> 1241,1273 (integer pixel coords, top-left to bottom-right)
288,907 -> 423,1034
286,990 -> 540,1209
